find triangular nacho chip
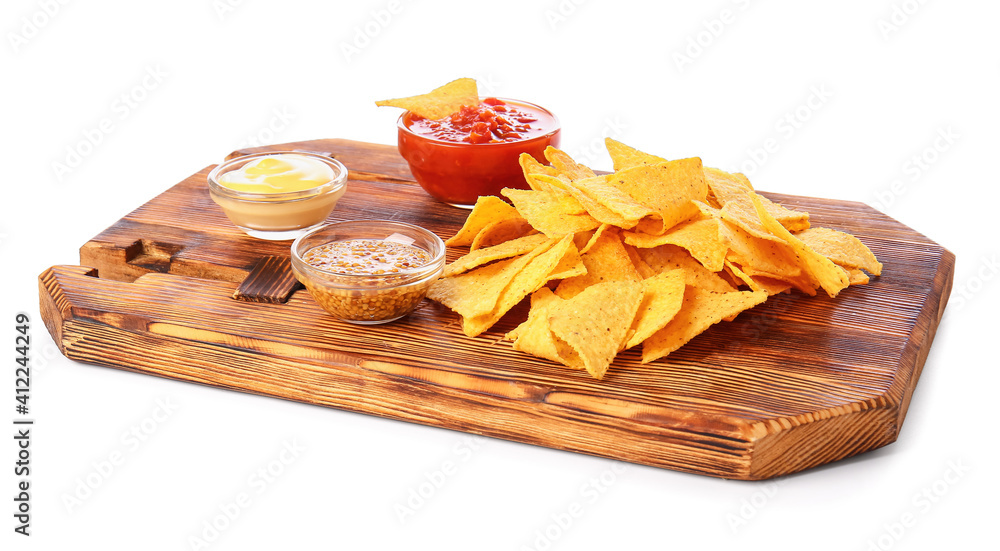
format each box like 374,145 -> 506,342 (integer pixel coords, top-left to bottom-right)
470,217 -> 535,250
375,77 -> 479,120
555,227 -> 640,299
462,234 -> 577,337
624,215 -> 727,272
795,227 -> 882,276
548,280 -> 644,379
605,137 -> 668,172
608,159 -> 708,234
638,245 -> 735,293
445,196 -> 520,247
624,269 -> 686,349
443,233 -> 552,278
751,194 -> 850,297
641,288 -> 768,364
506,288 -> 583,369
544,146 -> 597,181
428,243 -> 551,323
572,175 -> 657,223
502,188 -> 600,238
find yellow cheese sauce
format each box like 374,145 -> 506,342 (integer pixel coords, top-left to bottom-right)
218,153 -> 335,193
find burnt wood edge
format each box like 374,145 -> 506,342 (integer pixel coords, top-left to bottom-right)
39,266 -> 77,354
890,247 -> 956,429
744,246 -> 956,479
38,265 -> 767,479
66,325 -> 761,480
747,406 -> 898,480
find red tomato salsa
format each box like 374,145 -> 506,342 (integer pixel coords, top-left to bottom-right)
397,97 -> 561,207
406,97 -> 555,144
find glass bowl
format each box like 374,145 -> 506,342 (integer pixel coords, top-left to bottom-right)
208,151 -> 348,241
396,98 -> 561,208
290,220 -> 446,324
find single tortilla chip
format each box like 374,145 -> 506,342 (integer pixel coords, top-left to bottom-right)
555,227 -> 641,299
375,77 -> 479,120
624,244 -> 658,279
723,260 -> 762,292
559,178 -> 636,229
520,152 -> 562,184
570,228 -> 597,252
548,280 -> 644,379
624,215 -> 727,273
443,233 -> 551,277
428,250 -> 544,322
546,239 -> 587,281
704,169 -> 796,238
502,188 -> 600,238
506,289 -> 584,369
632,215 -> 672,237
751,276 -> 795,295
446,196 -> 520,247
705,167 -> 810,234
641,288 -> 768,364
572,175 -> 657,223
738,265 -> 818,296
719,196 -> 783,243
605,137 -> 668,172
638,245 -> 735,293
795,227 -> 883,276
625,269 -> 686,349
718,219 -> 803,278
704,167 -> 754,208
751,194 -> 850,297
506,287 -> 558,342
470,217 -> 535,250
462,234 -> 576,337
608,159 -> 708,233
523,170 -> 574,196
723,261 -> 794,296
760,195 -> 810,232
579,223 -> 612,254
527,173 -> 576,196
847,268 -> 870,285
544,146 -> 597,181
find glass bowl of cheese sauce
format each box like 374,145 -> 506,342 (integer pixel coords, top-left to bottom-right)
208,151 -> 348,240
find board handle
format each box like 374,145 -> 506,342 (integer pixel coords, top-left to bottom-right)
232,255 -> 302,304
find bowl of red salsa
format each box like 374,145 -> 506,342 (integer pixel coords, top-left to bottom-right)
397,97 -> 561,208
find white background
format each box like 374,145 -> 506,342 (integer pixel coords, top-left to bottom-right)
3,0 -> 998,550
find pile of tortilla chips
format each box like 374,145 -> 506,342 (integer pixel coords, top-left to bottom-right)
427,138 -> 883,379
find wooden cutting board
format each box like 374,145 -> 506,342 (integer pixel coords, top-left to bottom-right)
38,138 -> 954,480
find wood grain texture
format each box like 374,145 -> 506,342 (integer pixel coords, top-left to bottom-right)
232,255 -> 301,303
40,139 -> 954,480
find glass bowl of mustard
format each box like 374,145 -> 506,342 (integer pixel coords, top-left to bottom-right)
208,151 -> 348,241
290,220 -> 446,324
